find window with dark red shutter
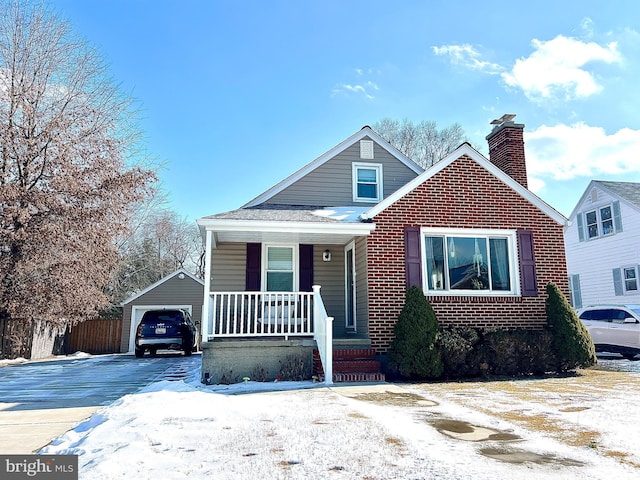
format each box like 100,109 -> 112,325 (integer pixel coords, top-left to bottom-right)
245,243 -> 261,291
404,227 -> 422,290
517,230 -> 538,297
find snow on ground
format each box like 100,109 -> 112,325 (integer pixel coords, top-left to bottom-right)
40,362 -> 640,480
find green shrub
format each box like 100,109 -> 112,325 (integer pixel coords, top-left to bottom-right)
438,327 -> 483,378
481,329 -> 557,376
387,286 -> 443,379
545,282 -> 596,371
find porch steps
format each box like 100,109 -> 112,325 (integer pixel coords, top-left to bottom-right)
313,348 -> 385,383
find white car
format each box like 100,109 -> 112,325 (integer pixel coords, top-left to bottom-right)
577,305 -> 640,359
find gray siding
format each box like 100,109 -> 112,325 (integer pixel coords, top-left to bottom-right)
208,242 -> 351,337
355,236 -> 369,334
313,244 -> 346,336
211,243 -> 246,291
266,137 -> 419,206
120,274 -> 204,353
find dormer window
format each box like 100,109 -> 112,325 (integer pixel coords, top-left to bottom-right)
353,163 -> 382,202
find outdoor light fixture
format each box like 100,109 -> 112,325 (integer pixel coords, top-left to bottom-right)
178,273 -> 185,279
323,249 -> 332,262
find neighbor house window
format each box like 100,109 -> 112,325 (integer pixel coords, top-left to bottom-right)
353,163 -> 382,202
624,267 -> 638,292
423,229 -> 516,295
264,245 -> 295,291
585,204 -> 616,239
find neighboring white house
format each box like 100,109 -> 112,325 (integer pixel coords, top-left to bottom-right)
565,180 -> 640,309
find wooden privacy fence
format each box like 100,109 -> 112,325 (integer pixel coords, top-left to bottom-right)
67,318 -> 123,354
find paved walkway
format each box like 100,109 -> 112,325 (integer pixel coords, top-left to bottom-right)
0,353 -> 200,454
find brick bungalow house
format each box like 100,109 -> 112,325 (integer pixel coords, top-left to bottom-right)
196,115 -> 568,384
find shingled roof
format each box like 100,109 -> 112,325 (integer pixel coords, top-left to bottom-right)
596,180 -> 640,209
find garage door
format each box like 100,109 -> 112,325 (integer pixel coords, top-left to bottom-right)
127,305 -> 192,353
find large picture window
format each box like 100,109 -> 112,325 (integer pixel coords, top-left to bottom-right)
423,230 -> 516,294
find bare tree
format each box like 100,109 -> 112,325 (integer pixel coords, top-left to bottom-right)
0,0 -> 156,353
373,118 -> 468,169
108,209 -> 204,304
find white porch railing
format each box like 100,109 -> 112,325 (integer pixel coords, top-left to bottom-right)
312,285 -> 333,385
202,286 -> 334,385
205,291 -> 314,340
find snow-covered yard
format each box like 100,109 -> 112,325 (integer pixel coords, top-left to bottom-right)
39,359 -> 640,480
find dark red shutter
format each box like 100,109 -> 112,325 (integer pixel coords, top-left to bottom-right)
404,227 -> 422,290
517,230 -> 538,297
245,243 -> 261,291
299,244 -> 314,292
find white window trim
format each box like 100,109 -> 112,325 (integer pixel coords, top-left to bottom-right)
352,162 -> 383,203
261,244 -> 299,291
623,265 -> 639,293
584,203 -> 615,240
420,227 -> 520,297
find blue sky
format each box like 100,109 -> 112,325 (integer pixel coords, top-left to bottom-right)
50,0 -> 640,222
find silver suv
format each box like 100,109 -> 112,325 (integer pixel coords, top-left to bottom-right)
577,305 -> 640,359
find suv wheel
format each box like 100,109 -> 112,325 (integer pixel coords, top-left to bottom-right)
134,347 -> 145,358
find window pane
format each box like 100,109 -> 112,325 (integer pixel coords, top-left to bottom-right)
624,267 -> 638,291
357,168 -> 377,182
602,219 -> 614,235
267,272 -> 293,291
586,211 -> 598,238
600,206 -> 612,221
357,183 -> 377,199
489,238 -> 511,290
448,237 -> 489,290
425,236 -> 445,290
267,247 -> 293,270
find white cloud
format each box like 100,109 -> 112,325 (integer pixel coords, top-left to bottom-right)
502,35 -> 621,100
332,69 -> 379,100
432,44 -> 504,74
525,122 -> 640,182
331,83 -> 375,100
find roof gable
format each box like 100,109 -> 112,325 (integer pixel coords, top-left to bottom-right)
569,180 -> 640,220
121,269 -> 204,306
243,126 -> 423,208
361,143 -> 567,225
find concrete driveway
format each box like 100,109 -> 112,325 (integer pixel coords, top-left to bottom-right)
0,352 -> 200,454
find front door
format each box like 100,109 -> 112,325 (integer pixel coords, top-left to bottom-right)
345,242 -> 356,330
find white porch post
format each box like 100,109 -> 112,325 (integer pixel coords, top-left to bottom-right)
324,316 -> 333,386
312,285 -> 334,386
201,229 -> 213,342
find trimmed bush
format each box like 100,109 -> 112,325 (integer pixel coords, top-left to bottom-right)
481,329 -> 557,376
545,282 -> 597,371
438,327 -> 557,378
387,286 -> 443,379
438,327 -> 483,378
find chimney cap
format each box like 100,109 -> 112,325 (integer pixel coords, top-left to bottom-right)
490,113 -> 516,125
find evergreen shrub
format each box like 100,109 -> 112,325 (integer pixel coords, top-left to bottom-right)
387,286 -> 443,379
545,282 -> 597,371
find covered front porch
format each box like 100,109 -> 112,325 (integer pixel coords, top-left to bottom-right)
197,206 -> 376,384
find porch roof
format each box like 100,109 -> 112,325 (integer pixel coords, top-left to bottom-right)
197,204 -> 375,246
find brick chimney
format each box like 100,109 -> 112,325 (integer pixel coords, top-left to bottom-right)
486,114 -> 528,188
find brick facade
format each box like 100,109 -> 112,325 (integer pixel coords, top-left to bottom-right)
366,155 -> 568,352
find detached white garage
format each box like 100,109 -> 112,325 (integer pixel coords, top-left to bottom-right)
120,269 -> 204,354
